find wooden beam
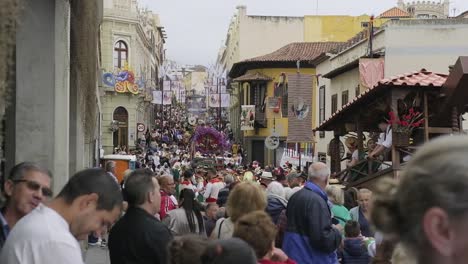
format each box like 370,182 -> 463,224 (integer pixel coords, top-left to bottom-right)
423,92 -> 429,142
427,127 -> 453,134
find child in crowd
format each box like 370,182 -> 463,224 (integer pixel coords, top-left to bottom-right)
233,210 -> 296,264
339,220 -> 370,264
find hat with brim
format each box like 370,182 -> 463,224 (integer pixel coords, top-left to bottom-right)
345,137 -> 358,149
260,171 -> 273,180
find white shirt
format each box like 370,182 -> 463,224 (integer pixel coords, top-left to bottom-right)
377,126 -> 392,149
0,204 -> 84,264
203,181 -> 226,200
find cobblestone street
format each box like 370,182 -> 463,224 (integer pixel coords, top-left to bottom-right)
84,246 -> 110,264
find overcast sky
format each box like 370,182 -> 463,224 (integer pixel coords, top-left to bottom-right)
139,0 -> 468,66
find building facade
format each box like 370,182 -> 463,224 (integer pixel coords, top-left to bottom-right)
314,19 -> 468,167
100,0 -> 165,154
1,0 -> 105,194
398,0 -> 449,18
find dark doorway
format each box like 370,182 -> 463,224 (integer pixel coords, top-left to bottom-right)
113,106 -> 128,150
251,140 -> 265,166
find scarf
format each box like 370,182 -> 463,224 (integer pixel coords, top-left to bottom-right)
267,193 -> 288,208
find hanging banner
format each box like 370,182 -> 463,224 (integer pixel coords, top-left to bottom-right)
359,58 -> 384,90
267,97 -> 282,117
287,74 -> 314,142
152,91 -> 172,105
163,80 -> 171,91
208,93 -> 230,108
240,105 -> 255,131
186,96 -> 207,113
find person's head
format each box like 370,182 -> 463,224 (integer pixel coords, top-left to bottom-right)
378,117 -> 389,132
307,162 -> 331,189
233,210 -> 277,259
3,162 -> 52,218
266,181 -> 285,199
226,182 -> 267,222
372,135 -> 468,263
180,188 -> 204,234
183,169 -> 194,180
168,235 -> 209,264
206,168 -> 217,179
286,172 -> 301,188
201,238 -> 257,264
357,188 -> 372,212
56,168 -> 123,240
158,175 -> 176,195
326,185 -> 345,206
224,174 -> 234,185
345,137 -> 358,151
344,187 -> 359,210
105,161 -> 116,174
205,203 -> 219,219
124,169 -> 160,214
344,220 -> 361,238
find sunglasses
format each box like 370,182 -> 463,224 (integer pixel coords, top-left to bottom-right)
14,179 -> 53,197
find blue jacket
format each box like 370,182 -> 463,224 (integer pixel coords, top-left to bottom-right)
339,238 -> 370,264
282,182 -> 342,264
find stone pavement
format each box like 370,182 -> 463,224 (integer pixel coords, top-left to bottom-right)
84,246 -> 110,264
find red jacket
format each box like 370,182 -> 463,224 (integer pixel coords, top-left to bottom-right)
160,190 -> 177,219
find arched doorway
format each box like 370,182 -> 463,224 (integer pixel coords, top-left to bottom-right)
113,107 -> 128,151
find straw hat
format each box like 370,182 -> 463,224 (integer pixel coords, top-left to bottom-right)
345,137 -> 358,149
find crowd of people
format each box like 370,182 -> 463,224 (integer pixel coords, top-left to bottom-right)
2,114 -> 468,264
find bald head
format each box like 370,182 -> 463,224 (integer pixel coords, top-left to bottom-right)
158,175 -> 175,195
308,162 -> 330,183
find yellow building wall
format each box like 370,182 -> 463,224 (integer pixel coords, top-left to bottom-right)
304,15 -> 389,42
242,67 -> 317,139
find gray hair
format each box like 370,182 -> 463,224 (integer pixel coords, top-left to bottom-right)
224,174 -> 234,185
308,162 -> 330,182
372,135 -> 468,262
267,181 -> 285,198
8,162 -> 52,182
105,161 -> 116,172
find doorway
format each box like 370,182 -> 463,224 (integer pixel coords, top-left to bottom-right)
113,107 -> 128,151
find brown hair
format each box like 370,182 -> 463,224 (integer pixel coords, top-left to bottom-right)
233,210 -> 276,259
344,220 -> 360,238
372,135 -> 468,262
226,182 -> 267,222
168,235 -> 208,264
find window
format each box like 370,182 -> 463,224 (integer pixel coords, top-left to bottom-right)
341,90 -> 349,107
249,82 -> 267,108
331,94 -> 338,114
318,152 -> 327,164
114,41 -> 128,69
361,22 -> 369,28
319,86 -> 326,138
417,14 -> 430,19
355,85 -> 360,97
281,83 -> 288,117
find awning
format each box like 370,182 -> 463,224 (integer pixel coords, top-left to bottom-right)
314,69 -> 447,131
232,72 -> 272,82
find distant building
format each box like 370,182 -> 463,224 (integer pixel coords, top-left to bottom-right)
398,0 -> 450,18
100,0 -> 166,154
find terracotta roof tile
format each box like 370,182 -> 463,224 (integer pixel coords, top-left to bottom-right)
314,69 -> 448,131
232,72 -> 272,82
379,7 -> 411,18
244,42 -> 344,63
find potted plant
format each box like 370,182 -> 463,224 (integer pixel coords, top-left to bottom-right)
387,108 -> 424,146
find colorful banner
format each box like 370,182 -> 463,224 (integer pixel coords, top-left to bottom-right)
152,91 -> 172,105
240,105 -> 255,131
102,63 -> 140,94
359,58 -> 384,90
208,93 -> 230,108
287,74 -> 314,142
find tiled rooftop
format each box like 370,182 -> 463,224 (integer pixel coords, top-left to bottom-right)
232,72 -> 272,82
315,69 -> 448,130
379,7 -> 411,18
244,42 -> 344,63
